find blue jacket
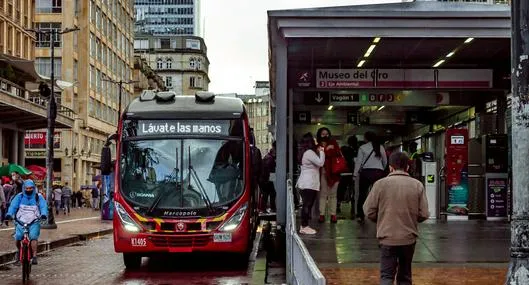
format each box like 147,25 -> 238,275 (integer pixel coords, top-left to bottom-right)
7,185 -> 48,218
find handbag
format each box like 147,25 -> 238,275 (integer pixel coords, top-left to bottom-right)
358,149 -> 374,177
331,151 -> 349,175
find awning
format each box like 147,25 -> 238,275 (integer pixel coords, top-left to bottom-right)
0,54 -> 42,82
0,54 -> 73,90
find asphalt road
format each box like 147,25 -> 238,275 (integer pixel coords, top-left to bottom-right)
0,236 -> 254,285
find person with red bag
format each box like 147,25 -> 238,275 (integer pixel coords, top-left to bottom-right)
316,127 -> 344,224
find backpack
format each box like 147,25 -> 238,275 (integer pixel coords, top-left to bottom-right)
14,191 -> 42,213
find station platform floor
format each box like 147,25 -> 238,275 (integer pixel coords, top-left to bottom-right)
300,203 -> 510,285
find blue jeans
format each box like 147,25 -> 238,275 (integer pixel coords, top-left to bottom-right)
15,222 -> 40,241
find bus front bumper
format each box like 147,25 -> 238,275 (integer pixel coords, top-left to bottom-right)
113,224 -> 250,254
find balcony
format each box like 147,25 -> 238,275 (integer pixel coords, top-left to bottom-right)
0,77 -> 74,130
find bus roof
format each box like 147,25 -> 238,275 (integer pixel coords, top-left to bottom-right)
124,91 -> 245,120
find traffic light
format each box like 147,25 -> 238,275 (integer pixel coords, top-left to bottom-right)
38,82 -> 51,98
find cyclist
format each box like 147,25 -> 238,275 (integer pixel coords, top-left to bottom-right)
5,180 -> 48,265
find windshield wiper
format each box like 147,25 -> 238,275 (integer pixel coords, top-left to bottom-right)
146,167 -> 179,216
188,146 -> 215,214
146,184 -> 169,216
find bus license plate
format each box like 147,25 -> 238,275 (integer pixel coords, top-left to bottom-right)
213,233 -> 232,243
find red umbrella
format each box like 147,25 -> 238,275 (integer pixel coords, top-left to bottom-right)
26,165 -> 49,181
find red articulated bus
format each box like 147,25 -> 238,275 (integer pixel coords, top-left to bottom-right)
100,91 -> 260,269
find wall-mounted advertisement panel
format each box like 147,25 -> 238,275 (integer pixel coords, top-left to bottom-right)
315,69 -> 492,89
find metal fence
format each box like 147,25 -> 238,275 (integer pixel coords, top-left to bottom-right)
286,179 -> 326,285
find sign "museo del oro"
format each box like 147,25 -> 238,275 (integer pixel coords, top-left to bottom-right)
316,69 -> 493,89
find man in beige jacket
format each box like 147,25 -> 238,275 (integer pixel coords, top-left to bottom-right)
363,151 -> 429,285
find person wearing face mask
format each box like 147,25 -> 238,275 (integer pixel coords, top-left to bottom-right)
316,127 -> 341,223
6,179 -> 48,265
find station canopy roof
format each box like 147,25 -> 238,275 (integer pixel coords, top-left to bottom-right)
268,1 -> 511,102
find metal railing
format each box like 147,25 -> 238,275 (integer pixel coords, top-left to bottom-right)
436,0 -> 510,4
286,179 -> 326,285
0,77 -> 75,120
28,96 -> 75,119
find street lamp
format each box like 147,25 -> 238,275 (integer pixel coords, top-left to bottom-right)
28,26 -> 80,229
102,78 -> 138,131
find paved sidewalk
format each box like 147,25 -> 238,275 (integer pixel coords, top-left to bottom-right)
301,204 -> 510,284
0,208 -> 113,265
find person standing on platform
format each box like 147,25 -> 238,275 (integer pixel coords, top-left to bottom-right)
363,151 -> 429,285
317,127 -> 341,224
354,131 -> 387,224
61,182 -> 72,214
297,133 -> 325,235
337,136 -> 358,218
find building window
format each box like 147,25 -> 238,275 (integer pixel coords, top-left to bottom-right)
165,76 -> 172,87
166,58 -> 172,69
156,58 -> 163,69
90,0 -> 95,23
35,23 -> 61,48
134,39 -> 148,49
90,33 -> 95,57
186,39 -> 200,50
90,65 -> 95,88
160,38 -> 171,49
189,58 -> 196,69
96,69 -> 101,92
190,76 -> 196,88
35,58 -> 62,79
36,0 -> 62,13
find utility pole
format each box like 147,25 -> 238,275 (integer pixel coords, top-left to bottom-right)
28,27 -> 79,229
507,0 -> 529,283
102,78 -> 138,131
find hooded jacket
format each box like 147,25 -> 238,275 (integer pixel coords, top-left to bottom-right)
7,180 -> 48,224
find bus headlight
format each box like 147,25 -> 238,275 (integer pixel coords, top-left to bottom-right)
115,202 -> 141,233
219,202 -> 248,232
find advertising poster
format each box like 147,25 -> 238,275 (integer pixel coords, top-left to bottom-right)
101,173 -> 115,220
445,128 -> 469,216
486,177 -> 508,218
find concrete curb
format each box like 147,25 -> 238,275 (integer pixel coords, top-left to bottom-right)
0,228 -> 113,266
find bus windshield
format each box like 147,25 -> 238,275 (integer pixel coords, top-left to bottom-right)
119,119 -> 245,213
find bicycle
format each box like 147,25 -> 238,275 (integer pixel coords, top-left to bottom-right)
14,218 -> 40,283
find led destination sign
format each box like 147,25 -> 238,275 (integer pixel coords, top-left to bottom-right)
137,120 -> 231,136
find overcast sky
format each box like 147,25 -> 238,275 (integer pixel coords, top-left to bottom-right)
203,0 -> 402,94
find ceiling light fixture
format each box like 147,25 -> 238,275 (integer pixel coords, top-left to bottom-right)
357,60 -> 366,67
378,106 -> 385,111
446,51 -> 455,58
328,105 -> 333,111
373,37 -> 381,43
464,37 -> 474,44
364,44 -> 376,57
433,59 -> 445,68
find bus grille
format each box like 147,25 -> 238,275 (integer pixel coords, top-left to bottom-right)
149,235 -> 211,247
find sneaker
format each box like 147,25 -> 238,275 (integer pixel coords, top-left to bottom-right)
331,215 -> 338,223
318,215 -> 325,223
31,257 -> 38,265
299,226 -> 317,235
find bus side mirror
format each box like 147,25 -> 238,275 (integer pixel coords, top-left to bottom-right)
100,146 -> 112,175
